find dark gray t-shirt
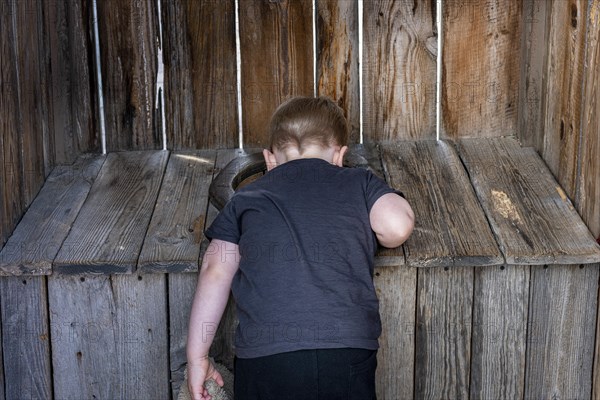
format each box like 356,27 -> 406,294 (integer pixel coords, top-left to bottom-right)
204,157 -> 402,358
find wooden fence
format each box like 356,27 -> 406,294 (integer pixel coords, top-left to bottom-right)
0,0 -> 599,398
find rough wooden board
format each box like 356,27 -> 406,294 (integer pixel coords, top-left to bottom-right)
525,264 -> 599,399
381,141 -> 502,267
540,0 -> 590,197
470,265 -> 529,399
98,0 -> 159,150
363,0 -> 436,140
518,0 -> 549,151
168,273 -> 199,400
54,151 -> 169,274
0,155 -> 106,275
442,0 -> 522,138
139,150 -> 216,272
415,267 -> 473,399
373,264 -> 415,400
0,276 -> 52,399
162,0 -> 238,149
0,0 -> 24,247
457,137 -> 600,265
239,0 -> 314,148
316,0 -> 360,143
49,273 -> 169,399
45,0 -> 95,163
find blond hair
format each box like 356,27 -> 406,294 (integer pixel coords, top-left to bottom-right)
268,96 -> 348,152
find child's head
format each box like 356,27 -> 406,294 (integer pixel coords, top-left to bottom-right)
263,96 -> 349,169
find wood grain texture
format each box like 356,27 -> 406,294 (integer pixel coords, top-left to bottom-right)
525,264 -> 599,399
53,151 -> 169,274
381,141 -> 502,267
45,0 -> 96,162
0,0 -> 24,247
470,265 -> 529,400
540,0 -> 589,197
363,0 -> 437,141
0,155 -> 106,275
442,0 -> 522,138
49,273 -> 169,399
518,0 -> 549,150
456,137 -> 600,265
316,0 -> 360,143
239,0 -> 314,148
162,0 -> 238,150
168,273 -> 199,400
415,267 -> 473,399
139,150 -> 216,272
0,276 -> 52,399
98,0 -> 159,151
373,264 -> 415,400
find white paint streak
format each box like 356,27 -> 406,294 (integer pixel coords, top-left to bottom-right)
92,0 -> 107,154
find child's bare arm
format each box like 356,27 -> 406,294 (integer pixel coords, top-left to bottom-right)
187,239 -> 239,399
370,193 -> 415,248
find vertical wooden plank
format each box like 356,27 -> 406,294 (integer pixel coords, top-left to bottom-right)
0,276 -> 52,399
98,0 -> 159,151
415,267 -> 473,399
49,273 -> 169,399
539,0 -> 589,197
518,0 -> 549,150
45,0 -> 95,163
363,0 -> 437,141
443,0 -> 522,138
0,0 -> 24,247
470,265 -> 529,400
316,0 -> 360,143
162,0 -> 238,150
14,0 -> 46,207
525,264 -> 598,399
373,265 -> 416,400
239,0 -> 314,148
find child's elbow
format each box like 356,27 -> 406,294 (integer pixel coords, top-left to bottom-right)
376,211 -> 415,248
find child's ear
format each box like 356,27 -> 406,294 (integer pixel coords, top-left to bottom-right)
263,149 -> 277,171
332,145 -> 348,167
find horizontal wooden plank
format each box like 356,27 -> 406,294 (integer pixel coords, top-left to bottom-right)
53,151 -> 169,274
456,137 -> 600,265
138,150 -> 216,272
381,141 -> 503,267
0,155 -> 106,275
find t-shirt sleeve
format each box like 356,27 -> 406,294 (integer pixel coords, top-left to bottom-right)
204,197 -> 241,244
365,171 -> 405,213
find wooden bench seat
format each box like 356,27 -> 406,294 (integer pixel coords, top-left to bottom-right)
1,137 -> 599,276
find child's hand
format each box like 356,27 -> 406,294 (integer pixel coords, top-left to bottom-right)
187,357 -> 225,400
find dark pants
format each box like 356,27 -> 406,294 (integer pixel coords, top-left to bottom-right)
234,348 -> 377,400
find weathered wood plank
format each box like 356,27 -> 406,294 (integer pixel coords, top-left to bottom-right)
139,150 -> 216,272
239,0 -> 314,148
0,0 -> 24,247
98,0 -> 159,150
49,273 -> 169,399
0,155 -> 106,275
456,137 -> 600,265
316,0 -> 360,143
363,0 -> 436,141
443,0 -> 522,138
518,0 -> 549,150
470,265 -> 529,400
540,0 -> 590,197
162,0 -> 238,150
525,264 -> 598,399
415,267 -> 473,399
1,276 -> 52,399
381,141 -> 502,267
46,0 -> 95,162
373,264 -> 415,400
53,151 -> 169,274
